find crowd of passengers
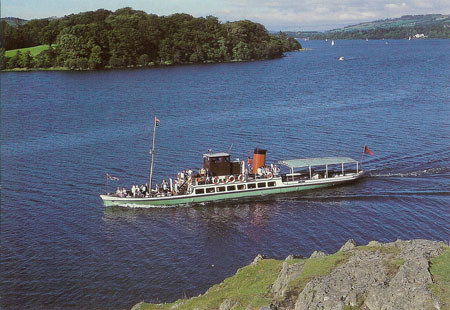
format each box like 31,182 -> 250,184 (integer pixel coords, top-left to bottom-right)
113,164 -> 281,198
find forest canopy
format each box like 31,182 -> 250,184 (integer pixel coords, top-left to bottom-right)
1,8 -> 302,70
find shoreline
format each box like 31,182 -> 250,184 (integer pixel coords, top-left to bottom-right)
134,239 -> 449,310
1,49 -> 306,73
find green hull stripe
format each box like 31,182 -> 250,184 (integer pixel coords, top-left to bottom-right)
101,182 -> 337,207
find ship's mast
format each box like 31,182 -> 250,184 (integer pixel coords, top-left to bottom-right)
149,116 -> 158,190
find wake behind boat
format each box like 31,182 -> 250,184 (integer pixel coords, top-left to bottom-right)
100,118 -> 371,207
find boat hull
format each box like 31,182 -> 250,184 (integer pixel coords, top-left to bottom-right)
100,172 -> 363,207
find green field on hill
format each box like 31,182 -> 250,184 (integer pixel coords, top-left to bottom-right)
5,44 -> 55,57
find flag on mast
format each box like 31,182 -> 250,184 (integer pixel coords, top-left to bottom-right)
155,117 -> 160,127
106,173 -> 119,180
363,145 -> 374,155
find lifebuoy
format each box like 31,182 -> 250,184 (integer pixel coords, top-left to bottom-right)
213,176 -> 219,184
228,175 -> 235,183
266,172 -> 273,179
238,174 -> 245,182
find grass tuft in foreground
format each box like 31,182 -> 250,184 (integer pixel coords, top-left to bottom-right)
430,246 -> 450,310
140,259 -> 282,310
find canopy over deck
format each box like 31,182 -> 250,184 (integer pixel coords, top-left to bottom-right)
278,157 -> 357,169
203,152 -> 230,158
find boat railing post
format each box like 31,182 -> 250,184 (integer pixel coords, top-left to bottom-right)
325,164 -> 328,178
356,161 -> 359,174
341,163 -> 344,176
309,166 -> 312,179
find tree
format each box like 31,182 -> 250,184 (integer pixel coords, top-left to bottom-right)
232,41 -> 251,61
0,48 -> 7,69
89,45 -> 102,69
7,50 -> 22,68
137,54 -> 150,66
35,48 -> 56,68
40,23 -> 59,46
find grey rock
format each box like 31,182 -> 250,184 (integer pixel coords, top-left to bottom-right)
285,254 -> 295,261
131,302 -> 143,310
294,239 -> 445,310
272,261 -> 305,299
252,254 -> 267,265
220,298 -> 240,310
338,239 -> 357,252
367,240 -> 383,247
310,250 -> 326,258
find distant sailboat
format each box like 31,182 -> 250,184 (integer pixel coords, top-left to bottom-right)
331,40 -> 335,46
409,36 -> 411,40
366,38 -> 368,42
338,56 -> 345,61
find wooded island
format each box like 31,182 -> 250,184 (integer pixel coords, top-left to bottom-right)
1,8 -> 302,70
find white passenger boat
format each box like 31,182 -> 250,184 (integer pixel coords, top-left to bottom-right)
100,118 -> 365,207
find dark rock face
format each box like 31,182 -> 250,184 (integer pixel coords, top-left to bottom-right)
293,239 -> 446,310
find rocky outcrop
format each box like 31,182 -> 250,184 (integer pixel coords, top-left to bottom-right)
294,239 -> 446,310
135,239 -> 448,310
271,261 -> 305,299
219,298 -> 241,310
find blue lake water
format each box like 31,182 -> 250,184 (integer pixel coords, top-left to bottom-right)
1,39 -> 449,309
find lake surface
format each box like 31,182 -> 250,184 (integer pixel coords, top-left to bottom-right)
1,39 -> 449,309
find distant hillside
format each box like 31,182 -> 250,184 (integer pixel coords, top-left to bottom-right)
1,17 -> 28,27
287,14 -> 450,39
335,14 -> 450,32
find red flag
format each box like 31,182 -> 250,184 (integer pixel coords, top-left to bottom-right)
364,145 -> 374,155
155,117 -> 160,127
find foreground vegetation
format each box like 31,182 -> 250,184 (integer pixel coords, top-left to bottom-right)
1,8 -> 301,70
138,252 -> 351,310
430,246 -> 450,310
136,242 -> 449,310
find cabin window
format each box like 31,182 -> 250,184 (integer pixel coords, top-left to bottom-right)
206,187 -> 215,193
258,182 -> 266,188
195,188 -> 205,194
227,185 -> 236,191
237,184 -> 246,190
268,181 -> 276,187
247,183 -> 256,189
217,186 -> 226,192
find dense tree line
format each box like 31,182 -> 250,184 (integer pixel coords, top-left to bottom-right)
1,8 -> 301,70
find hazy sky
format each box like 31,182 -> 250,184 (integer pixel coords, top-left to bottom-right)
2,0 -> 449,31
